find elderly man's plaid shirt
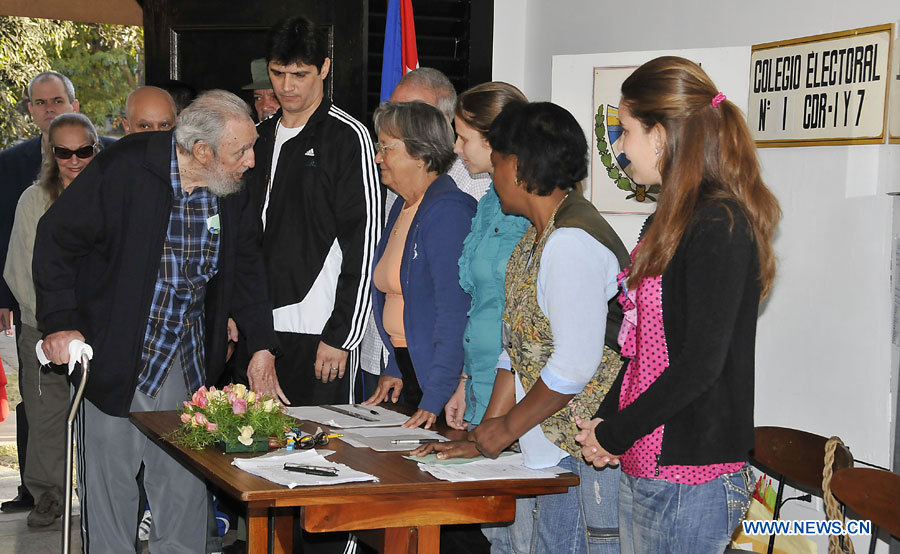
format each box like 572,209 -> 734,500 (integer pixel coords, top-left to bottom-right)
136,139 -> 220,397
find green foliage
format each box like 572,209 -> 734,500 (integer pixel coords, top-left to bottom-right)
0,16 -> 143,149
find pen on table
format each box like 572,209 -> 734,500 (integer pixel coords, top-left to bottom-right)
283,464 -> 339,477
390,438 -> 442,445
354,404 -> 379,416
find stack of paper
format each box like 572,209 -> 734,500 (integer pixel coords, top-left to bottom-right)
231,449 -> 378,488
286,404 -> 411,428
411,452 -> 565,482
340,426 -> 447,451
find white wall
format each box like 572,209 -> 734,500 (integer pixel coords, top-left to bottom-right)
493,4 -> 900,543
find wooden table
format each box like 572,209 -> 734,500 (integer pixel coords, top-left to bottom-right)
130,410 -> 578,554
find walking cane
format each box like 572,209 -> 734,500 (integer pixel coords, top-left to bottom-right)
36,340 -> 92,554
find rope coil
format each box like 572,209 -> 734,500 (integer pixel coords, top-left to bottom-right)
823,436 -> 854,554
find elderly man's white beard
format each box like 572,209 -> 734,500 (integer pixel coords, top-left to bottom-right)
205,159 -> 245,197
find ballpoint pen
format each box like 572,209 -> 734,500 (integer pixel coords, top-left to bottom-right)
283,464 -> 339,477
354,404 -> 380,416
390,438 -> 442,445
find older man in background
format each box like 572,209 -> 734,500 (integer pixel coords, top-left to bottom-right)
34,90 -> 279,552
122,86 -> 177,134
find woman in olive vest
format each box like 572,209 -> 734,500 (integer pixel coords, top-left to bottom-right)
413,101 -> 628,554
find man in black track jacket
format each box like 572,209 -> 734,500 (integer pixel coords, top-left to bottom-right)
240,16 -> 381,407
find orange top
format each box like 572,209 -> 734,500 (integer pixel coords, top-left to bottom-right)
373,197 -> 422,347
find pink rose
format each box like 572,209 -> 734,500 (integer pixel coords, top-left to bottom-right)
232,398 -> 248,415
206,422 -> 218,432
193,412 -> 209,426
180,412 -> 191,423
191,389 -> 209,408
227,392 -> 237,404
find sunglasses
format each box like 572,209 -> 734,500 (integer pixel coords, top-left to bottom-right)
52,144 -> 97,160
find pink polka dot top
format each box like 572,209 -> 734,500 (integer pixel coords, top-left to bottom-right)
616,262 -> 744,485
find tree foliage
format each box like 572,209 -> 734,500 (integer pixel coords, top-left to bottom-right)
0,16 -> 143,149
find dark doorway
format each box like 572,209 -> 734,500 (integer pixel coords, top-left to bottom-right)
141,0 -> 368,122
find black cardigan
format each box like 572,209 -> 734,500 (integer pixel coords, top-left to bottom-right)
33,131 -> 278,417
594,201 -> 760,466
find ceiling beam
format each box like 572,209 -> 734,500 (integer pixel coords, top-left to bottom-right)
0,0 -> 142,26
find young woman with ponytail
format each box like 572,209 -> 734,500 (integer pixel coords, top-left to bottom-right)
575,56 -> 781,553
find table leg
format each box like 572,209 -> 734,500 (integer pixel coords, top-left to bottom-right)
415,526 -> 439,553
247,506 -> 293,554
380,525 -> 440,554
272,510 -> 293,554
247,506 -> 269,554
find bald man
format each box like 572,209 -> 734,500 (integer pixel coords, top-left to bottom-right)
122,86 -> 177,134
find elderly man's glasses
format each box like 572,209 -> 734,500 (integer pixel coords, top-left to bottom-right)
374,141 -> 403,154
52,144 -> 97,160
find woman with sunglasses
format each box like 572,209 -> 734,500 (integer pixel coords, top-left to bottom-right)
3,112 -> 101,527
362,101 -> 476,429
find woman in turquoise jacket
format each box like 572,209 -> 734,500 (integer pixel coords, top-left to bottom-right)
444,82 -> 530,430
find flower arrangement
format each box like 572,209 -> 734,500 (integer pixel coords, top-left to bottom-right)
172,383 -> 295,451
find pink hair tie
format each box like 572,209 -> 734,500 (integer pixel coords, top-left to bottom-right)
711,92 -> 726,108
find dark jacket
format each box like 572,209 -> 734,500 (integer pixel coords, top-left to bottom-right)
594,201 -> 759,465
246,100 -> 380,351
372,174 -> 476,414
1,136 -> 115,314
0,137 -> 42,313
33,130 -> 277,417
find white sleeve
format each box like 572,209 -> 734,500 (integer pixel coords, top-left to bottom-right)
536,228 -> 619,394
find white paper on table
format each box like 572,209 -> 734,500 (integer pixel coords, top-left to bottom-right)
415,452 -> 565,482
231,449 -> 378,488
285,404 -> 411,428
340,426 -> 447,452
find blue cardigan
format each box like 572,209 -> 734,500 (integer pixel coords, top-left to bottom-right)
372,174 -> 477,414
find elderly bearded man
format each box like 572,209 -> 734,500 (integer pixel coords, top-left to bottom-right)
33,90 -> 280,552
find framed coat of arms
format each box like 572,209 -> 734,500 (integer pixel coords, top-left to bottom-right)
591,66 -> 660,214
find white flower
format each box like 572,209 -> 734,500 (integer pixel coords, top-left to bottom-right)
233,383 -> 248,399
209,389 -> 226,403
246,391 -> 257,404
263,399 -> 275,413
237,425 -> 254,446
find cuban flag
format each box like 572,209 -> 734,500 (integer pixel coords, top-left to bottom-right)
380,0 -> 419,102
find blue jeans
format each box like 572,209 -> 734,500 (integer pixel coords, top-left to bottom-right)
485,455 -> 619,554
619,465 -> 753,554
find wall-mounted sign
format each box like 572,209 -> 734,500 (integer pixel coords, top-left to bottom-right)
890,24 -> 900,144
750,24 -> 893,147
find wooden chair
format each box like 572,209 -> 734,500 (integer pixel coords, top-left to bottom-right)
830,467 -> 900,554
750,426 -> 854,554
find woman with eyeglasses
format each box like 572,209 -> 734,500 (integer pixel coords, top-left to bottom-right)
361,101 -> 477,429
3,112 -> 101,527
